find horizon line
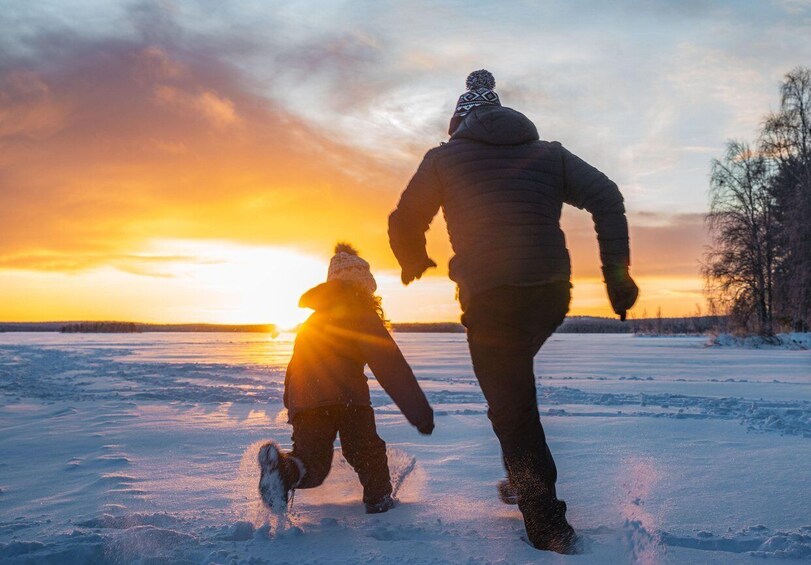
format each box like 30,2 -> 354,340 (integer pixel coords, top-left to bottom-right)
0,313 -> 722,326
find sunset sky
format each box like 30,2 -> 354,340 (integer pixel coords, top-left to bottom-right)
1,1 -> 810,326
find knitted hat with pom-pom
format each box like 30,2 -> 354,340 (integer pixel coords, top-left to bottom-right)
449,69 -> 501,134
327,243 -> 377,294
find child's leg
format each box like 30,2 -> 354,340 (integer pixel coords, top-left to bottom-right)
336,405 -> 393,504
290,407 -> 340,489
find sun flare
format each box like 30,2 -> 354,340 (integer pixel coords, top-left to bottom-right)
161,240 -> 327,329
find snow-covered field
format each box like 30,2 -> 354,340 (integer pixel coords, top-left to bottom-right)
1,332 -> 809,564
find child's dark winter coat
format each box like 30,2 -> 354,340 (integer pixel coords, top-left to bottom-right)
284,280 -> 434,433
271,279 -> 433,508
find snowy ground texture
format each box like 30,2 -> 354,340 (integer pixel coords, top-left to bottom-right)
0,332 -> 809,564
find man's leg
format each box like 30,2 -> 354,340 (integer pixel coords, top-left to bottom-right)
337,405 -> 393,506
469,346 -> 558,498
462,283 -> 575,551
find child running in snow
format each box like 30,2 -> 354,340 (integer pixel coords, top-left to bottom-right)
258,243 -> 434,514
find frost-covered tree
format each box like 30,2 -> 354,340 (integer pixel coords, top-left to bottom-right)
702,141 -> 777,335
760,67 -> 811,331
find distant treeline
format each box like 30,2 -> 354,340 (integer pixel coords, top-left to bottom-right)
392,317 -> 638,334
0,322 -> 67,332
61,322 -> 139,333
393,318 -> 636,334
392,315 -> 728,335
133,323 -> 277,334
392,323 -> 466,333
1,317 -> 725,335
628,315 -> 722,336
556,315 -> 722,335
0,322 -> 277,334
557,316 -> 627,333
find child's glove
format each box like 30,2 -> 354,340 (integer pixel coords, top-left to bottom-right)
401,258 -> 437,285
417,421 -> 434,436
602,265 -> 639,321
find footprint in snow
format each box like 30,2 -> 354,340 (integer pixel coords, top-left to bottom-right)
91,454 -> 131,467
367,524 -> 425,541
65,457 -> 83,470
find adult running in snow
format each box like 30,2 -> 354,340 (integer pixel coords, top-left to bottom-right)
388,69 -> 639,554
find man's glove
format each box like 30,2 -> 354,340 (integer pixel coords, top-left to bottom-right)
401,257 -> 437,285
417,420 -> 434,436
602,265 -> 639,321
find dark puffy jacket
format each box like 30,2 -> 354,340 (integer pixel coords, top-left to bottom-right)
284,280 -> 433,431
389,105 -> 630,306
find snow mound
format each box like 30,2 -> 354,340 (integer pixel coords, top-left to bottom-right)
77,512 -> 181,529
0,541 -> 46,558
218,520 -> 255,541
752,530 -> 811,559
106,524 -> 197,556
0,525 -> 196,564
662,525 -> 811,560
708,333 -> 810,350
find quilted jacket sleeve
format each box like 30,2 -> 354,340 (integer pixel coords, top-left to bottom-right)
559,143 -> 630,268
388,149 -> 442,273
355,311 -> 434,431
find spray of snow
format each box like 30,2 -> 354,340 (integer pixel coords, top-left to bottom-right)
236,440 -> 298,534
235,440 -> 422,538
618,456 -> 665,564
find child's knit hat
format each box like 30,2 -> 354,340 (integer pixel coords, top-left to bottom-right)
327,243 -> 377,294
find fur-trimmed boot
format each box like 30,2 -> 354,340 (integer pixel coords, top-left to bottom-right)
257,441 -> 304,511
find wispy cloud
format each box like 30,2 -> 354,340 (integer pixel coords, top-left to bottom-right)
0,9 -> 403,271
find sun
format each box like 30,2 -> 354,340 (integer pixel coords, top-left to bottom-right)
155,240 -> 327,329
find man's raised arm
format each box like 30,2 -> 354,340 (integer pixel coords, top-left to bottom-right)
558,143 -> 638,319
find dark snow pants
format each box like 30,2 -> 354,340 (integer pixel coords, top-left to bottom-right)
289,405 -> 392,504
461,282 -> 571,504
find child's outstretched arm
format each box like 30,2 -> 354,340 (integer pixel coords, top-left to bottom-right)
356,313 -> 434,435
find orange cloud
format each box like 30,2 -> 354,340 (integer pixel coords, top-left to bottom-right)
0,37 -> 407,273
0,71 -> 66,142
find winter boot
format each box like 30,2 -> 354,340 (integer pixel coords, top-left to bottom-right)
364,494 -> 397,514
257,441 -> 303,511
523,499 -> 581,554
498,478 -> 519,505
